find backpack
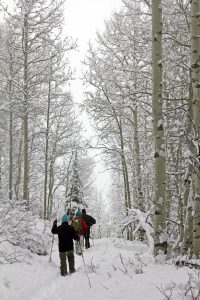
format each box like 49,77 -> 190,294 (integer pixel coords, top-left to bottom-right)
83,214 -> 96,227
88,215 -> 96,226
73,217 -> 83,232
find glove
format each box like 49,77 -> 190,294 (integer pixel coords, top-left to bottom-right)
53,219 -> 57,225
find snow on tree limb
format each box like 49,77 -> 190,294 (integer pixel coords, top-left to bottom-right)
120,208 -> 154,254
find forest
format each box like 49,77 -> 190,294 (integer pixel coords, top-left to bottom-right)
0,0 -> 200,299
82,0 -> 200,262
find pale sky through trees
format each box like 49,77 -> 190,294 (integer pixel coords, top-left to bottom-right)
64,0 -> 123,196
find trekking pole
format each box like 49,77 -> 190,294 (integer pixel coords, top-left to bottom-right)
49,234 -> 54,262
79,241 -> 92,288
49,208 -> 59,262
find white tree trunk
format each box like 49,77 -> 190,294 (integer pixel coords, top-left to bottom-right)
182,176 -> 194,255
22,10 -> 29,205
9,79 -> 13,201
44,72 -> 52,220
14,131 -> 23,201
152,0 -> 167,255
181,83 -> 193,253
191,0 -> 200,258
133,105 -> 144,211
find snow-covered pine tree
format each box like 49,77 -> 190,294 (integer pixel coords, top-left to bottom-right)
65,152 -> 87,216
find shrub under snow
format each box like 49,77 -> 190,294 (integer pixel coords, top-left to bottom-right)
0,201 -> 52,264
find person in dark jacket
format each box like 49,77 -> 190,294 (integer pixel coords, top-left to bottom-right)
51,214 -> 80,276
81,209 -> 96,249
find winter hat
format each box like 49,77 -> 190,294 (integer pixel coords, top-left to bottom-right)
82,208 -> 86,214
62,214 -> 69,223
75,211 -> 81,217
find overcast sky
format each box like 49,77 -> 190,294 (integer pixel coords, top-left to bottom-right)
64,0 -> 123,104
63,0 -> 123,196
64,0 -> 123,52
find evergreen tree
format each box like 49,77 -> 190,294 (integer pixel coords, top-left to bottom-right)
65,152 -> 87,216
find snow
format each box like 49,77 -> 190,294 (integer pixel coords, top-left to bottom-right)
159,150 -> 165,158
157,119 -> 163,128
138,61 -> 145,68
183,149 -> 192,159
157,60 -> 162,66
159,232 -> 168,244
0,238 -> 195,300
121,209 -> 154,254
158,197 -> 164,205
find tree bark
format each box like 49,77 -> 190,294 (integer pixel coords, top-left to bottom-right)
9,78 -> 13,201
44,71 -> 52,219
182,175 -> 194,255
191,0 -> 200,258
22,10 -> 29,206
152,0 -> 167,255
133,105 -> 144,211
181,80 -> 193,253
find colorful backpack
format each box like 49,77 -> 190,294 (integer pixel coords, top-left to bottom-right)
73,217 -> 83,231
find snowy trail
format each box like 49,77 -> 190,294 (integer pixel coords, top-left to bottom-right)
0,238 -> 191,300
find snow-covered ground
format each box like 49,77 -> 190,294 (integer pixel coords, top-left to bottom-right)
0,238 -> 197,300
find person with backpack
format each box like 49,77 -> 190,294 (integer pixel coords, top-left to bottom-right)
71,211 -> 88,255
81,208 -> 96,249
51,214 -> 80,276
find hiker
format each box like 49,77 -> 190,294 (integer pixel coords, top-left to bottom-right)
66,208 -> 75,221
51,214 -> 80,276
81,208 -> 96,249
71,211 -> 88,255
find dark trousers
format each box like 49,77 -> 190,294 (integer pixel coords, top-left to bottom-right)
59,250 -> 75,275
84,231 -> 90,249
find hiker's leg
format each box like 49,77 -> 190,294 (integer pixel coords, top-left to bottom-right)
88,228 -> 91,248
80,236 -> 84,253
59,252 -> 67,275
67,250 -> 75,272
75,240 -> 78,254
85,231 -> 90,248
85,234 -> 89,249
83,233 -> 87,248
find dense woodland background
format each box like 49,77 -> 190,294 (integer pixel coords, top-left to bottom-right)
0,0 -> 200,264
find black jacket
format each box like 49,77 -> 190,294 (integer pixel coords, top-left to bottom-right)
82,213 -> 96,231
51,222 -> 80,252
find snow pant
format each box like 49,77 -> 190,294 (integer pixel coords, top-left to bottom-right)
84,231 -> 90,249
59,250 -> 75,275
75,236 -> 84,255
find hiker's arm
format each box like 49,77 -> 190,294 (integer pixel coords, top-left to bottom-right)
89,216 -> 96,225
51,219 -> 59,234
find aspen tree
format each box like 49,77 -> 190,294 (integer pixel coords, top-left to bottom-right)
44,64 -> 52,220
12,0 -> 65,206
152,0 -> 167,255
182,83 -> 194,254
6,27 -> 15,201
190,0 -> 200,258
133,105 -> 144,211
